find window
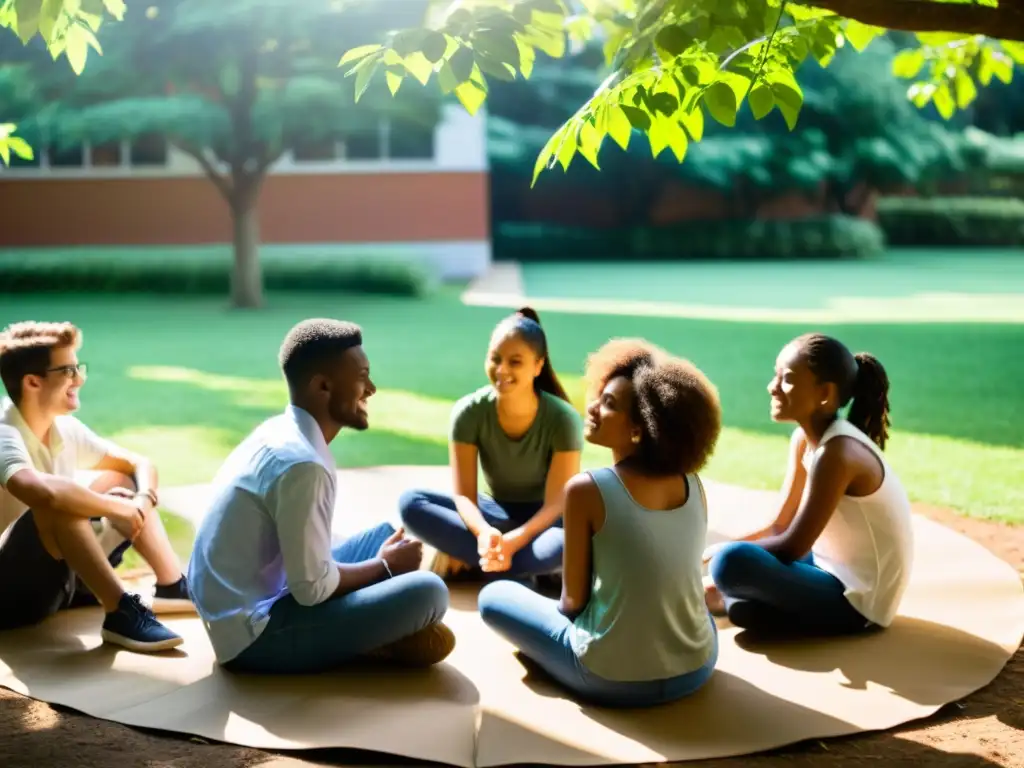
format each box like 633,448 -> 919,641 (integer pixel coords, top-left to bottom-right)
388,120 -> 434,159
0,137 -> 169,172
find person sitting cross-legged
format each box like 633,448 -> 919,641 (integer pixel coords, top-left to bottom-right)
477,339 -> 721,708
187,318 -> 454,674
0,321 -> 191,653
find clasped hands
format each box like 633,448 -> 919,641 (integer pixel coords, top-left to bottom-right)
476,526 -> 526,573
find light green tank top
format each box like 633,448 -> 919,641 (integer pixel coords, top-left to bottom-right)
569,466 -> 716,682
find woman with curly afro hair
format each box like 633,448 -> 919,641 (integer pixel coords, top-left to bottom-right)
705,332 -> 913,638
477,338 -> 722,708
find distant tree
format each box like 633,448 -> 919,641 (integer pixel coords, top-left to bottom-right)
6,0 -> 441,308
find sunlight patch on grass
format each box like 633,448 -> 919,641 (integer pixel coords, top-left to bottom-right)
108,425 -> 242,486
129,365 -> 287,410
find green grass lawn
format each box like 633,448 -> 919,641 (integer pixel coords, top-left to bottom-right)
0,279 -> 1020,545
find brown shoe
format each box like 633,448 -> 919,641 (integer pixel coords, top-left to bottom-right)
366,622 -> 456,667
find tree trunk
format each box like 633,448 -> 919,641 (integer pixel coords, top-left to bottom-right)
229,193 -> 263,309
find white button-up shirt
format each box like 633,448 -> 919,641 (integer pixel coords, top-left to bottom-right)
187,405 -> 341,664
0,397 -> 112,537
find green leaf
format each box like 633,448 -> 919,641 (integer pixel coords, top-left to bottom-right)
339,44 -> 381,68
516,39 -> 536,78
1003,41 -> 1024,65
102,0 -> 126,19
14,0 -> 42,44
577,118 -> 603,169
5,136 -> 34,161
990,51 -> 1014,84
386,67 -> 404,96
747,82 -> 774,120
65,27 -> 90,74
843,20 -> 882,51
606,104 -> 632,150
449,45 -> 475,84
933,82 -> 955,119
908,81 -> 937,108
0,142 -> 10,166
473,29 -> 520,70
892,49 -> 925,79
455,80 -> 487,115
954,70 -> 977,109
475,52 -> 516,82
39,0 -> 62,43
421,31 -> 448,63
437,60 -> 459,94
619,104 -> 651,131
555,122 -> 579,172
403,52 -> 433,86
768,73 -> 803,130
654,25 -> 690,58
654,115 -> 687,163
702,81 -> 737,128
354,58 -> 381,102
532,123 -> 565,186
680,107 -> 703,141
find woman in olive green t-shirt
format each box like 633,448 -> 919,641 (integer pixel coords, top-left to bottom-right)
398,307 -> 583,579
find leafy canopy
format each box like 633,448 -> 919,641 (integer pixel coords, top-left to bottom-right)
339,0 -> 1024,185
0,0 -> 126,163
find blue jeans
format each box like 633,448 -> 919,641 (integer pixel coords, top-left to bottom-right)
398,489 -> 563,577
709,541 -> 872,635
477,580 -> 718,708
225,523 -> 449,674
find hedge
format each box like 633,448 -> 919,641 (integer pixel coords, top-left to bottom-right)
876,196 -> 1024,247
495,215 -> 885,262
0,246 -> 436,297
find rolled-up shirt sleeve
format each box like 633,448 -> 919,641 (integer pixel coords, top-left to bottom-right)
0,426 -> 33,488
268,461 -> 340,606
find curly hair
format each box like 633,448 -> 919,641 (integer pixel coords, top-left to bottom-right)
278,318 -> 363,391
584,338 -> 722,475
0,321 -> 81,404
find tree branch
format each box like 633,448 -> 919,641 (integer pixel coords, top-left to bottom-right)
169,139 -> 233,202
796,0 -> 1024,43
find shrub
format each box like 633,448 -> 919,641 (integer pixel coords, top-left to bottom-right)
876,196 -> 1024,247
0,246 -> 436,297
494,215 -> 885,262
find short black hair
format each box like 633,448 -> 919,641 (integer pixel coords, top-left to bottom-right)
585,338 -> 722,475
278,318 -> 363,391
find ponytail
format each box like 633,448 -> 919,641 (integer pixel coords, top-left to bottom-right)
848,352 -> 891,450
515,306 -> 570,403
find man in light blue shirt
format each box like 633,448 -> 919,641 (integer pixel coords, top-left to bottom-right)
187,319 -> 454,673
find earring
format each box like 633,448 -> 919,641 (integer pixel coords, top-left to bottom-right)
631,433 -> 641,444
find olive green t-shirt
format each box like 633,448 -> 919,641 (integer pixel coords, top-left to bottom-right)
449,385 -> 583,503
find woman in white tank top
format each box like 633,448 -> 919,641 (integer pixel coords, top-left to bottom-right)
705,333 -> 914,635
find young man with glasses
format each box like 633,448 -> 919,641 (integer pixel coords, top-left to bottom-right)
0,321 -> 192,652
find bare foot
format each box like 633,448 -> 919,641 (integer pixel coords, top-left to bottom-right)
705,583 -> 726,616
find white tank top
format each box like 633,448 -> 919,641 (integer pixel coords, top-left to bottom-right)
802,419 -> 915,627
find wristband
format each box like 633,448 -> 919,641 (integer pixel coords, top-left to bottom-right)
380,558 -> 393,579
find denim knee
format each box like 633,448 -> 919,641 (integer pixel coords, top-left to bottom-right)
398,489 -> 429,526
477,580 -> 523,627
709,541 -> 763,590
401,570 -> 450,620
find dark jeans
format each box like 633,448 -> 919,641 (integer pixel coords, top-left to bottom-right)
224,522 -> 450,675
0,511 -> 130,630
709,541 -> 873,635
398,489 -> 563,577
478,580 -> 718,708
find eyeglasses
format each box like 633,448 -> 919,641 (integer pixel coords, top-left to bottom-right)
43,363 -> 88,379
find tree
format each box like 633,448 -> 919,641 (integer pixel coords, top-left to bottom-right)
0,0 -> 125,164
340,0 -> 1024,185
6,0 -> 440,308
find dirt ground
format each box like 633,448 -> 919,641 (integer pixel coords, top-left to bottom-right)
1,503 -> 1021,768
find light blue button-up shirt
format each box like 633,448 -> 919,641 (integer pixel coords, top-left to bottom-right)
187,405 -> 340,664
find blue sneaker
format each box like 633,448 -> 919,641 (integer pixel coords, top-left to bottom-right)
151,575 -> 195,615
101,593 -> 184,653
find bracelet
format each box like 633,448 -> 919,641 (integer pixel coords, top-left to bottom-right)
135,489 -> 158,507
380,558 -> 393,579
